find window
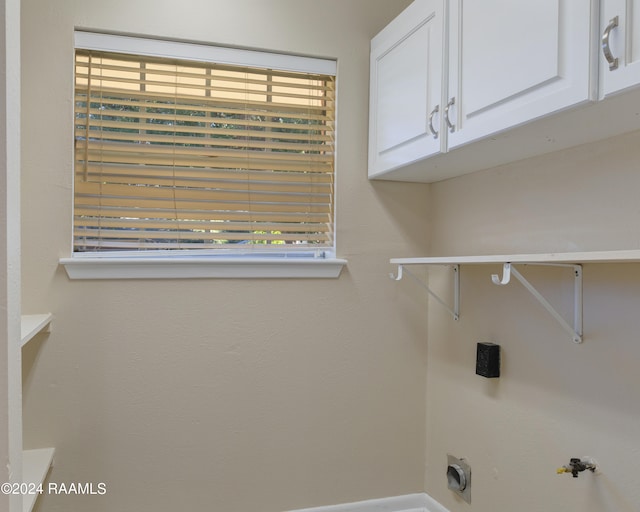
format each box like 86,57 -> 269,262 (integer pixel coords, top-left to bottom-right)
63,32 -> 344,279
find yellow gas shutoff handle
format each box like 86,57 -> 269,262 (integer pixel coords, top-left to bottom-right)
557,458 -> 597,478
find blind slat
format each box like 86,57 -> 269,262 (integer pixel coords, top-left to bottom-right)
81,107 -> 332,133
75,87 -> 333,114
75,195 -> 331,214
78,175 -> 332,194
75,218 -> 329,233
75,47 -> 335,82
77,140 -> 334,164
75,174 -> 332,195
74,94 -> 334,121
75,181 -> 331,205
75,132 -> 335,156
75,205 -> 329,224
74,241 -> 327,251
76,118 -> 333,142
75,62 -> 333,91
76,163 -> 333,183
74,228 -> 330,243
76,154 -> 333,174
77,74 -> 331,103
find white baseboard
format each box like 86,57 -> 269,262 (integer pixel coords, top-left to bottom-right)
423,493 -> 450,512
286,492 -> 449,512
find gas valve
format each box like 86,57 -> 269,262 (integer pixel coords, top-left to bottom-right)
557,457 -> 597,478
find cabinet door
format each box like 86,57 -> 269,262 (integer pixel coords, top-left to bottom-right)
600,0 -> 640,97
446,0 -> 597,150
368,0 -> 444,178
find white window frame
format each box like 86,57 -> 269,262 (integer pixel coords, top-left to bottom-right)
61,32 -> 346,279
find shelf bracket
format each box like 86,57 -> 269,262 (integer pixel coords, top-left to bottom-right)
492,263 -> 583,343
391,264 -> 460,321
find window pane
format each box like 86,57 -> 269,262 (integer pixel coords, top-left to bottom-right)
74,46 -> 335,254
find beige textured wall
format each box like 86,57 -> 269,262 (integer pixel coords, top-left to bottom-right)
426,130 -> 640,511
20,1 -> 430,511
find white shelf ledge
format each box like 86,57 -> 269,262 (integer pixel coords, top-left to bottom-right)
391,249 -> 640,266
390,250 -> 640,344
22,447 -> 55,512
20,314 -> 52,347
60,257 -> 347,279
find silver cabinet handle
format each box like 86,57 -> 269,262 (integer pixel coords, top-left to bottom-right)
602,16 -> 619,71
428,104 -> 439,139
444,97 -> 455,133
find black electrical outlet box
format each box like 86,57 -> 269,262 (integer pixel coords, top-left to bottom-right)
476,342 -> 500,378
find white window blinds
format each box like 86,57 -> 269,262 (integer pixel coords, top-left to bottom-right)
73,36 -> 336,255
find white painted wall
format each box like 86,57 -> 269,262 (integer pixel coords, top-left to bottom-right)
425,130 -> 640,511
22,2 -> 640,511
20,1 -> 430,511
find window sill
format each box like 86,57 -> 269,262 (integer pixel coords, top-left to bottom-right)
59,256 -> 347,280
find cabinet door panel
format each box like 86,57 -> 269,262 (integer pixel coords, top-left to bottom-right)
462,1 -> 559,116
376,25 -> 431,153
448,0 -> 595,150
368,0 -> 444,177
600,0 -> 640,97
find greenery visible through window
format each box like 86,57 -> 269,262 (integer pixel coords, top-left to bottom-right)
73,39 -> 336,256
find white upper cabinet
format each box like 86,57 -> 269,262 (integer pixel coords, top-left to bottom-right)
599,0 -> 640,97
368,0 -> 444,177
367,0 -> 614,182
447,0 -> 597,149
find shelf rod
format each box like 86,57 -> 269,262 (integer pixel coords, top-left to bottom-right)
391,257 -> 585,343
391,264 -> 460,321
492,263 -> 583,343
